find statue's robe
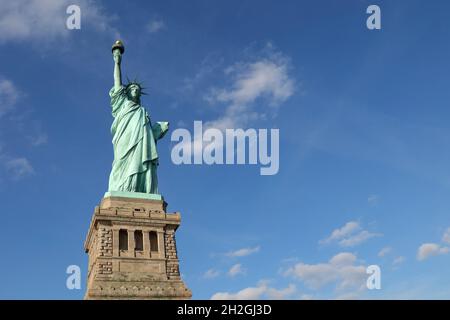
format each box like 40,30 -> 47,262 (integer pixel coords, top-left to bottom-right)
108,86 -> 168,194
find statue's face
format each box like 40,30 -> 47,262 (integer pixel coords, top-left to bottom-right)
128,85 -> 141,100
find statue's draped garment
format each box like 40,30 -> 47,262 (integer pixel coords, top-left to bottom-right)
108,86 -> 168,194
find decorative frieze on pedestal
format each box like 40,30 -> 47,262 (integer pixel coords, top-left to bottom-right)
84,196 -> 192,299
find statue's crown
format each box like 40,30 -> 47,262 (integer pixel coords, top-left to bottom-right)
125,78 -> 147,95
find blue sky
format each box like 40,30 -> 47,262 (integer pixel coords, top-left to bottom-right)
1,0 -> 450,299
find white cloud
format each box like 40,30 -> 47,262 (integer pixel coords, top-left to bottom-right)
320,221 -> 381,247
179,44 -> 295,159
203,268 -> 220,279
378,246 -> 392,257
339,230 -> 382,247
205,49 -> 295,130
417,228 -> 450,261
147,19 -> 165,33
4,157 -> 34,179
392,256 -> 405,266
320,221 -> 360,245
226,246 -> 260,258
211,281 -> 296,300
286,262 -> 337,289
266,284 -> 297,300
368,194 -> 379,205
442,227 -> 450,245
228,264 -> 245,277
0,78 -> 20,117
329,252 -> 357,266
211,60 -> 294,109
0,0 -> 117,43
284,252 -> 367,293
29,132 -> 48,147
417,243 -> 450,261
0,78 -> 36,181
335,265 -> 367,292
0,76 -> 49,151
211,285 -> 266,300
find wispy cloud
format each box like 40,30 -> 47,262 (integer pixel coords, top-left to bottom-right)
205,44 -> 295,130
225,246 -> 260,258
3,157 -> 34,180
417,228 -> 450,261
320,221 -> 360,245
147,18 -> 165,33
228,263 -> 245,277
203,268 -> 220,279
339,230 -> 382,247
182,53 -> 224,92
392,256 -> 405,266
211,281 -> 296,300
0,76 -> 42,180
179,43 -> 295,158
320,221 -> 382,247
417,243 -> 449,261
378,246 -> 392,257
284,252 -> 367,295
442,227 -> 450,245
28,132 -> 48,147
0,78 -> 20,117
0,0 -> 118,44
368,194 -> 379,205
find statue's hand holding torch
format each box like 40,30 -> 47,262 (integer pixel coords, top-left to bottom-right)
112,40 -> 124,64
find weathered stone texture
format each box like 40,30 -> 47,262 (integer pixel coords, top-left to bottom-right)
84,196 -> 191,300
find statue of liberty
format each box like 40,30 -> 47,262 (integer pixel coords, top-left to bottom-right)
107,41 -> 169,196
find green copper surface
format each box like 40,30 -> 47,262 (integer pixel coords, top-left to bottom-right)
104,191 -> 163,201
108,41 -> 169,194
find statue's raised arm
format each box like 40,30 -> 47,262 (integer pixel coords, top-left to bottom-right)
112,40 -> 124,92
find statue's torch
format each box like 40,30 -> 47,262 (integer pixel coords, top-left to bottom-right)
112,40 -> 125,54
